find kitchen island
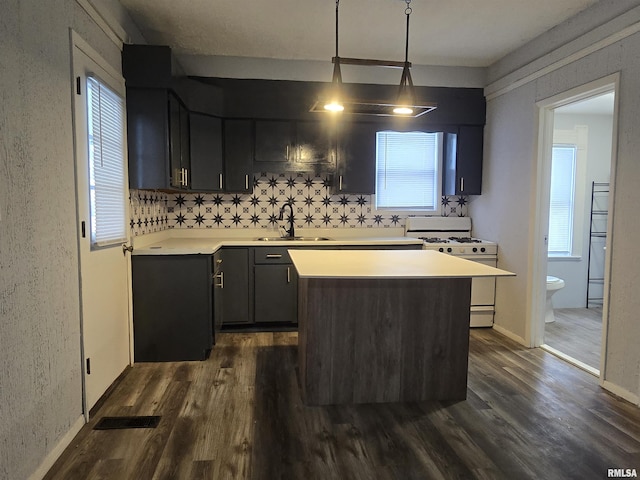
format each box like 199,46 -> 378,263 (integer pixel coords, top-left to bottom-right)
289,249 -> 514,406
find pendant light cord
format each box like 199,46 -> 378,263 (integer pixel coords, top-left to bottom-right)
335,0 -> 340,59
404,0 -> 412,64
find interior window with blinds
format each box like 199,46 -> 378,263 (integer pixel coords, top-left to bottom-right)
375,131 -> 442,211
87,76 -> 127,248
548,144 -> 577,255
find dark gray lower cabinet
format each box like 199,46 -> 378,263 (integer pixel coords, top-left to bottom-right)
254,264 -> 298,324
218,248 -> 251,325
132,255 -> 213,362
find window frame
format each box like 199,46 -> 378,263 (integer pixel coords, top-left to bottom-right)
86,74 -> 128,249
548,143 -> 578,256
373,130 -> 444,215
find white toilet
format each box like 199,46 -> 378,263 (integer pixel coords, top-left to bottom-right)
545,276 -> 565,323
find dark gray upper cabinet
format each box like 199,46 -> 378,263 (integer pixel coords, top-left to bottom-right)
168,92 -> 191,190
296,120 -> 335,170
253,119 -> 336,174
254,120 -> 294,165
223,119 -> 254,193
443,126 -> 484,196
126,88 -> 190,191
190,112 -> 223,192
131,255 -> 213,362
122,44 -> 174,89
333,121 -> 377,194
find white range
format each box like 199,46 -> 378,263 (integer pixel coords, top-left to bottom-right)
405,217 -> 498,327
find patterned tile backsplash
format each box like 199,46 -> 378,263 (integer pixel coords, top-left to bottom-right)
130,173 -> 469,237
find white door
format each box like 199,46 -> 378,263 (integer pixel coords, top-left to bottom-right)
72,37 -> 132,414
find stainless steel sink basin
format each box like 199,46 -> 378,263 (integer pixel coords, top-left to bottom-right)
255,236 -> 332,241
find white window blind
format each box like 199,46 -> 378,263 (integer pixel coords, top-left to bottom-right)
87,76 -> 127,247
375,131 -> 442,211
548,145 -> 577,255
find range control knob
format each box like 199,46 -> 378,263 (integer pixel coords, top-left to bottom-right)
460,248 -> 466,254
481,247 -> 486,253
447,247 -> 452,253
473,247 -> 478,253
438,247 -> 444,252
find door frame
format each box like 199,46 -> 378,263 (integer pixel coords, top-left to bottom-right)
530,73 -> 619,384
70,30 -> 134,419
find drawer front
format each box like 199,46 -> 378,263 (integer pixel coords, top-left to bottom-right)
254,247 -> 293,264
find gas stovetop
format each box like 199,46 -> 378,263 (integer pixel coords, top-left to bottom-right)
405,217 -> 497,255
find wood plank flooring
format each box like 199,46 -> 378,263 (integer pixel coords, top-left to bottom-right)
45,329 -> 640,480
544,307 -> 602,369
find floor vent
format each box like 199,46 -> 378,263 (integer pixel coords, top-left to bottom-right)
93,416 -> 161,430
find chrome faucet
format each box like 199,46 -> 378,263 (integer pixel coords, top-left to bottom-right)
278,202 -> 295,238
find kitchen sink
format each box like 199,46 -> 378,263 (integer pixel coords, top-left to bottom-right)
255,236 -> 333,242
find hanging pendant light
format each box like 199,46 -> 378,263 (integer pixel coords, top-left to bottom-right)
324,0 -> 344,112
393,0 -> 416,115
311,0 -> 436,117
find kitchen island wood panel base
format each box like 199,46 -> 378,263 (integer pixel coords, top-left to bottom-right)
298,277 -> 472,405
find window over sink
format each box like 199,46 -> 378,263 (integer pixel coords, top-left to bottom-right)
374,131 -> 443,213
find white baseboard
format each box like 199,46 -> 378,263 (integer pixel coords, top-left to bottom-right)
602,380 -> 640,406
491,324 -> 527,346
28,415 -> 86,480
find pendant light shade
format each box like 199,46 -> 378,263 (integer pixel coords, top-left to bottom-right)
324,56 -> 344,112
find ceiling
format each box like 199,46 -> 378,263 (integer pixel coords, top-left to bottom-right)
556,92 -> 615,116
119,0 -> 601,71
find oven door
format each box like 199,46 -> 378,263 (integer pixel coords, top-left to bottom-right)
459,254 -> 497,327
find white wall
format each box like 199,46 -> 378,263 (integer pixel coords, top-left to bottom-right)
0,1 -> 141,479
471,2 -> 640,401
548,113 -> 613,308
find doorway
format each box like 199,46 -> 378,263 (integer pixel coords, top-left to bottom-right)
532,76 -> 618,378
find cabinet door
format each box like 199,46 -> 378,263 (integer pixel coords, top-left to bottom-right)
168,93 -> 183,189
254,264 -> 298,324
126,88 -> 170,190
443,126 -> 483,195
254,120 -> 294,165
190,113 -> 224,192
296,121 -> 335,167
335,121 -> 377,194
224,119 -> 254,193
131,255 -> 213,361
219,248 -> 251,324
179,101 -> 191,188
213,250 -> 224,334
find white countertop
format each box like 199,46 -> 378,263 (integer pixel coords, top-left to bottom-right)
132,231 -> 423,255
289,249 -> 515,279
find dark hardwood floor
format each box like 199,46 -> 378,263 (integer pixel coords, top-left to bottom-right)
44,329 -> 640,479
544,307 -> 602,369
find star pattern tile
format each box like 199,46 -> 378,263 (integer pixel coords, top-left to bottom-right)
129,174 -> 469,236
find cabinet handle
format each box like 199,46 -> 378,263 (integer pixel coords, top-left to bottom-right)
286,145 -> 289,161
216,258 -> 223,265
245,174 -> 249,190
339,175 -> 343,191
219,173 -> 223,189
460,177 -> 464,192
287,267 -> 291,284
214,272 -> 224,288
266,254 -> 282,259
184,168 -> 188,187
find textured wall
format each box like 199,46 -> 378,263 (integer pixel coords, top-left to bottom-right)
472,6 -> 640,398
0,1 -> 127,479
